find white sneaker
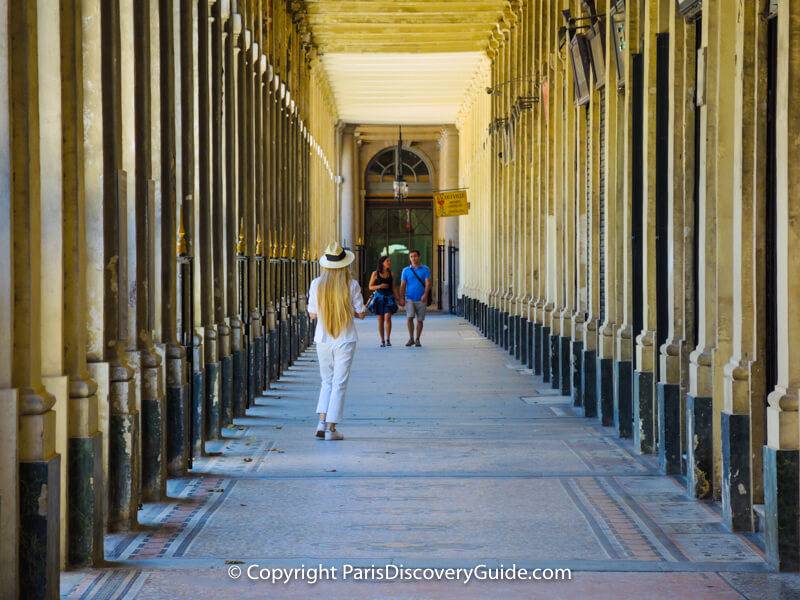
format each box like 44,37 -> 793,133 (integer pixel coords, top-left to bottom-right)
315,421 -> 326,439
325,429 -> 344,441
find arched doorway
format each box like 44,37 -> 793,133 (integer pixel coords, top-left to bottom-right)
363,146 -> 434,291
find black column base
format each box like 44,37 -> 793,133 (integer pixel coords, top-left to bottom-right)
519,317 -> 527,363
632,369 -> 654,450
191,368 -> 206,458
721,412 -> 753,531
247,342 -> 256,408
220,353 -> 233,427
533,323 -> 543,375
68,432 -> 103,567
614,361 -> 633,439
109,407 -> 140,530
658,382 -> 682,474
541,326 -> 551,382
686,395 -> 714,499
559,336 -> 571,395
268,329 -> 279,382
166,382 -> 188,476
205,361 -> 220,441
550,334 -> 561,390
596,357 -> 613,426
502,311 -> 510,350
20,455 -> 60,599
581,349 -> 597,418
571,340 -> 583,408
232,348 -> 246,418
253,335 -> 264,393
526,320 -> 534,369
506,313 -> 514,353
763,446 -> 800,571
280,320 -> 290,372
141,395 -> 167,501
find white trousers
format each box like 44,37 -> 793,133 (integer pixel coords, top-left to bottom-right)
315,342 -> 357,424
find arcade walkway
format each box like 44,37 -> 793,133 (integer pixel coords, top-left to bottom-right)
60,316 -> 797,599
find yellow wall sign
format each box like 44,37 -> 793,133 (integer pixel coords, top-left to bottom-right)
434,189 -> 469,217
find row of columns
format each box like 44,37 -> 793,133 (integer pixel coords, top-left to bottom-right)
0,0 -> 338,597
458,0 -> 800,571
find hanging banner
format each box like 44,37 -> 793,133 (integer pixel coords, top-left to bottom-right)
434,189 -> 469,217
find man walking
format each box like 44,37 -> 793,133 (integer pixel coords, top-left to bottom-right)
399,249 -> 431,347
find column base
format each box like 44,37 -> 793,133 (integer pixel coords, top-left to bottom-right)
268,329 -> 279,382
220,353 -> 233,427
205,361 -> 220,441
541,326 -> 551,382
658,382 -> 682,474
571,340 -> 583,408
68,432 -> 103,567
632,369 -> 654,451
141,395 -> 167,501
559,336 -> 571,395
506,313 -> 517,356
166,382 -> 188,476
191,369 -> 206,459
108,410 -> 139,531
20,455 -> 60,599
763,446 -> 800,571
533,323 -> 543,376
502,311 -> 510,350
581,349 -> 597,418
596,357 -> 613,426
232,348 -> 246,418
615,361 -> 633,439
526,320 -> 534,369
519,317 -> 528,363
247,341 -> 256,409
721,412 -> 753,531
686,395 -> 713,499
280,320 -> 290,372
549,334 -> 560,389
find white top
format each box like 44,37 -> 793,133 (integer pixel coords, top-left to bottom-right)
307,277 -> 365,345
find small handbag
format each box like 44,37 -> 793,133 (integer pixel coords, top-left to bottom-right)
366,291 -> 377,313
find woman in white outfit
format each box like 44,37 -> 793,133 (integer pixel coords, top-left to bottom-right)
307,242 -> 366,440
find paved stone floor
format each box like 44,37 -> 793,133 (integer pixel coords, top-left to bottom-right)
61,315 -> 800,599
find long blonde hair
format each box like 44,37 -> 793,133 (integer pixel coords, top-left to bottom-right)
317,267 -> 353,338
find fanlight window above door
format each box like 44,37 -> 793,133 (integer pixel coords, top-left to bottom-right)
367,148 -> 431,184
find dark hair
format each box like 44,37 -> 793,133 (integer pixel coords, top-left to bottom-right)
409,249 -> 421,257
376,255 -> 390,274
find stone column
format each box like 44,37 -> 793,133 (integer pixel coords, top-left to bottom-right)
216,0 -> 233,428
339,124 -> 355,249
687,0 -> 721,501
658,8 -> 692,476
161,0 -> 188,477
60,0 -> 104,566
9,1 -> 61,595
0,1 -> 19,594
228,11 -> 244,418
633,0 -> 664,450
198,0 -> 220,442
438,126 -> 459,313
559,17 -> 576,397
616,0 -> 639,442
763,0 -> 800,571
134,0 -> 167,503
719,0 -> 762,532
36,0 -> 69,570
102,0 -> 139,532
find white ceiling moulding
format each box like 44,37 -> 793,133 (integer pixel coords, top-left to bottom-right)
320,52 -> 486,125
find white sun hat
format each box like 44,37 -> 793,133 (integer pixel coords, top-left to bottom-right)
318,241 -> 355,269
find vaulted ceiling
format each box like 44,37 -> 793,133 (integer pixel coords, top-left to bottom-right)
300,0 -> 507,125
